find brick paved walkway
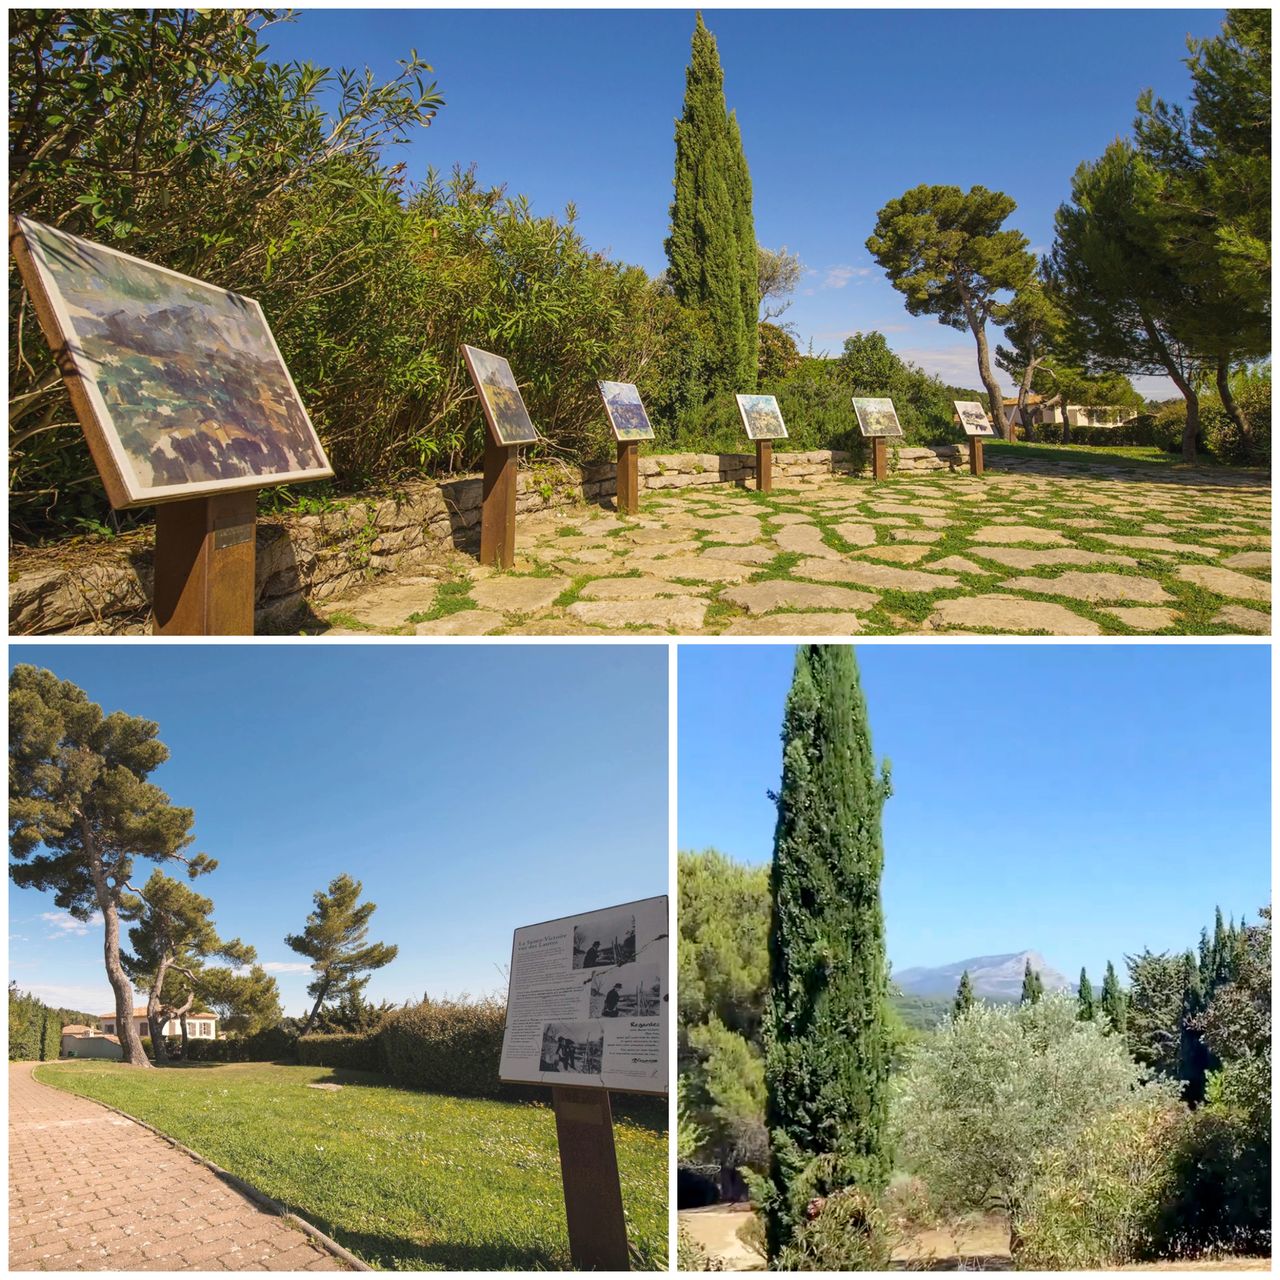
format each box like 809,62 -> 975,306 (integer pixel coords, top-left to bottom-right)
9,1063 -> 348,1271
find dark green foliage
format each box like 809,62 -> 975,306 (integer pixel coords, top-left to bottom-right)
379,996 -> 509,1098
762,647 -> 893,1260
8,984 -> 96,1061
953,971 -> 975,1018
181,1025 -> 296,1063
296,1032 -> 383,1073
758,322 -> 801,383
1100,959 -> 1128,1034
666,13 -> 757,399
1021,960 -> 1044,1005
1078,969 -> 1095,1021
285,873 -> 398,1036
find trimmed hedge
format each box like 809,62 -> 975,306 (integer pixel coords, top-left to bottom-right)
8,987 -> 94,1061
380,998 -> 508,1098
296,1033 -> 382,1073
139,1026 -> 297,1063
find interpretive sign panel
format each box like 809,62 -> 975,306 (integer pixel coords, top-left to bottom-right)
500,895 -> 668,1095
852,396 -> 904,438
954,400 -> 997,437
599,380 -> 656,441
10,215 -> 332,510
735,393 -> 789,441
461,343 -> 539,446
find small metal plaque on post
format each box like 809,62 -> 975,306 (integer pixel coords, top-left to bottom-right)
500,895 -> 669,1270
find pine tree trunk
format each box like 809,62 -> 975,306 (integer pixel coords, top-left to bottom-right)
1216,357 -> 1251,456
968,315 -> 1009,439
146,959 -> 170,1065
299,979 -> 330,1039
82,828 -> 150,1068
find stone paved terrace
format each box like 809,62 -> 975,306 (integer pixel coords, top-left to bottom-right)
9,1062 -> 348,1271
315,458 -> 1271,637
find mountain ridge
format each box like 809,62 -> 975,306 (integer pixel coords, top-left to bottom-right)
893,949 -> 1072,1001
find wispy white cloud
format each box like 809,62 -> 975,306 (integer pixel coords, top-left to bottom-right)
40,911 -> 103,938
819,264 -> 873,290
260,961 -> 313,974
23,982 -> 118,1013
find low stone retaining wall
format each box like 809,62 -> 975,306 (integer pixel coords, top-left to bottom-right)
9,444 -> 965,635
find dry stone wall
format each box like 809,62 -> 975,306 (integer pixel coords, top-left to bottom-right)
9,445 -> 965,635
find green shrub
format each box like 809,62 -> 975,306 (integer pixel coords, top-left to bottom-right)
297,1032 -> 382,1073
1203,379 -> 1271,467
380,997 -> 508,1098
1016,1095 -> 1187,1268
182,1027 -> 297,1062
774,1187 -> 892,1271
1026,415 -> 1183,451
676,1225 -> 726,1271
8,985 -> 96,1061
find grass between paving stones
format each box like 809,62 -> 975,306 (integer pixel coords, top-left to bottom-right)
323,610 -> 377,632
36,1060 -> 667,1272
664,471 -> 1268,636
407,579 -> 476,625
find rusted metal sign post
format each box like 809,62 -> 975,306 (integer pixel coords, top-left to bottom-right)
463,344 -> 542,569
755,439 -> 773,493
953,400 -> 997,479
598,382 -> 655,519
500,895 -> 669,1271
10,215 -> 333,636
852,396 -> 903,482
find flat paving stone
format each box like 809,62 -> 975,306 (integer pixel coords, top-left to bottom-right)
721,580 -> 879,615
831,522 -> 879,546
969,524 -> 1071,546
858,544 -> 931,564
698,543 -> 776,565
929,555 -> 990,575
1104,606 -> 1179,631
626,555 -> 754,583
576,577 -> 701,601
1211,604 -> 1270,634
567,597 -> 707,630
1176,564 -> 1270,603
412,609 -> 505,635
792,557 -> 960,593
1000,571 -> 1171,604
329,579 -> 438,629
1095,534 -> 1222,557
470,576 -> 569,613
968,546 -> 1137,569
1222,550 -> 1270,571
719,612 -> 864,635
774,524 -> 839,557
928,594 -> 1102,635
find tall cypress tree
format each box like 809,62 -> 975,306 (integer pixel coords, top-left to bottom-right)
762,646 -> 892,1261
1177,950 -> 1209,1105
1078,967 -> 1095,1021
1020,959 -> 1043,1005
953,970 -> 975,1018
1100,959 -> 1127,1034
666,12 -> 757,397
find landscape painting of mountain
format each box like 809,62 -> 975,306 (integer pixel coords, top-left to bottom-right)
735,393 -> 789,440
15,216 -> 332,506
461,344 -> 539,446
852,395 -> 904,438
599,380 -> 656,440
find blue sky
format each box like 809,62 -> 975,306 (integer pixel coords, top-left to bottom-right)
258,6 -> 1227,398
8,644 -> 669,1018
678,644 -> 1271,984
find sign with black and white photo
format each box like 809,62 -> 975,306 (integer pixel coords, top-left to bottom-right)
499,895 -> 668,1095
953,399 -> 997,437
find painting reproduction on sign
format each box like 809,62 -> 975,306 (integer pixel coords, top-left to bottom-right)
11,216 -> 332,508
461,344 -> 539,446
735,393 -> 789,440
598,381 -> 656,441
954,399 -> 997,436
852,396 -> 905,438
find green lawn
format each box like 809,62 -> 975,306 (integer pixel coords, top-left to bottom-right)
985,440 -> 1232,470
36,1061 -> 668,1271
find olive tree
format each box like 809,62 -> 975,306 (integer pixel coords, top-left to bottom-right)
893,995 -> 1180,1256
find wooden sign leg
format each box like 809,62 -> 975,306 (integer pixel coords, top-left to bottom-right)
755,439 -> 772,493
480,435 -> 517,568
616,441 -> 639,516
872,436 -> 888,481
153,490 -> 257,635
971,438 -> 984,477
551,1086 -> 630,1271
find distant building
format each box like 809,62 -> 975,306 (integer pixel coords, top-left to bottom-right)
59,1025 -> 122,1059
100,1007 -> 219,1040
1004,395 -> 1138,429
